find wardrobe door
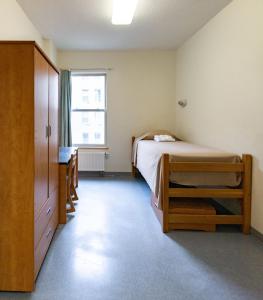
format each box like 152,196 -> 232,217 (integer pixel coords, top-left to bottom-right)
0,43 -> 35,292
48,66 -> 59,195
34,49 -> 49,218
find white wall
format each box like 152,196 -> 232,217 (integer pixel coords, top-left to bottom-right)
0,0 -> 43,46
58,50 -> 177,172
175,0 -> 263,233
43,38 -> 58,65
0,0 -> 57,64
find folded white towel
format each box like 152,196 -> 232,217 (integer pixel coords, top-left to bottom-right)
154,135 -> 175,142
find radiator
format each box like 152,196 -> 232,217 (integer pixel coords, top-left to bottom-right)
78,151 -> 105,171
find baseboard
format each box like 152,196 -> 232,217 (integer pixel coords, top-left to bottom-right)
251,227 -> 263,242
77,173 -> 263,241
78,171 -> 132,177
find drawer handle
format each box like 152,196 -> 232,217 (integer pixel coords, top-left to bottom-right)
46,207 -> 52,215
46,228 -> 52,238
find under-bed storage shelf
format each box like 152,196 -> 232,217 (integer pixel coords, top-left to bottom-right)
168,198 -> 216,232
168,214 -> 243,225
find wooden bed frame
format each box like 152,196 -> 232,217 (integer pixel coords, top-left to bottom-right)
131,137 -> 252,234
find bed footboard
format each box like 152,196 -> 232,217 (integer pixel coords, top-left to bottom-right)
161,153 -> 252,234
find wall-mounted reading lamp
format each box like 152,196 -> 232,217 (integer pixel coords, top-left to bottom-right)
178,99 -> 188,108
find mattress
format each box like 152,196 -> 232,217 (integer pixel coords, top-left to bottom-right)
135,140 -> 241,208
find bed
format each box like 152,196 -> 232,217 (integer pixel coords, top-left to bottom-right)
131,132 -> 252,234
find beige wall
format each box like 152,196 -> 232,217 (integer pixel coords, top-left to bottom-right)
58,50 -> 177,172
175,0 -> 263,233
0,0 -> 43,46
43,38 -> 58,64
0,0 -> 57,64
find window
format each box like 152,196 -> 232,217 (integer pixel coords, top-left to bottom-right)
71,73 -> 106,146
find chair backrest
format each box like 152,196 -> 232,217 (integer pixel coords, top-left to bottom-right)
68,153 -> 77,183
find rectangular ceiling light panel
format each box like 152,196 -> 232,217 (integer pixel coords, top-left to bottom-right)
112,0 -> 138,25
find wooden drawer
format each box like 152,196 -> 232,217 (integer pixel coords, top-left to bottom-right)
34,204 -> 58,279
34,188 -> 58,248
169,199 -> 216,232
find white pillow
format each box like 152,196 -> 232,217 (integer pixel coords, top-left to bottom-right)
154,135 -> 175,142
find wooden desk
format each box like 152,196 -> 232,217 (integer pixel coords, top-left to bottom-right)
59,147 -> 78,224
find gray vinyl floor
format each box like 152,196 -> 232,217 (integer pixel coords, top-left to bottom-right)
1,176 -> 263,300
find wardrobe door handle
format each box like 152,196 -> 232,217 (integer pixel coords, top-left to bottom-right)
46,228 -> 52,239
46,207 -> 52,215
46,126 -> 49,138
49,125 -> 51,137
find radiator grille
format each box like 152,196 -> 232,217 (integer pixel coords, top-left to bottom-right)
78,152 -> 105,171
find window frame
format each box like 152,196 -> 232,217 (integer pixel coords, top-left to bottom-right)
71,72 -> 107,148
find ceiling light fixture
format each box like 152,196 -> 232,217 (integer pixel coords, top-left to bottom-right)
112,0 -> 138,25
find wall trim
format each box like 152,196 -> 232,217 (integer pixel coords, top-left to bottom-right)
251,227 -> 263,242
78,171 -> 132,177
78,172 -> 263,242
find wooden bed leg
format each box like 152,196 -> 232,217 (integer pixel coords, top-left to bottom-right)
242,154 -> 252,234
132,164 -> 137,177
162,154 -> 170,233
131,136 -> 137,177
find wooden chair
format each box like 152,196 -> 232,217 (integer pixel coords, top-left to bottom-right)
70,151 -> 79,202
66,153 -> 78,213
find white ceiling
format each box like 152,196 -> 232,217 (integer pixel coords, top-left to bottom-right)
17,0 -> 232,51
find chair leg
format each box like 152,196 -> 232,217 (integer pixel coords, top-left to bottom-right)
67,194 -> 75,213
71,183 -> 79,201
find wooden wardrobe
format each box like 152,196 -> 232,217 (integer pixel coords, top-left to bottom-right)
0,41 -> 59,291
